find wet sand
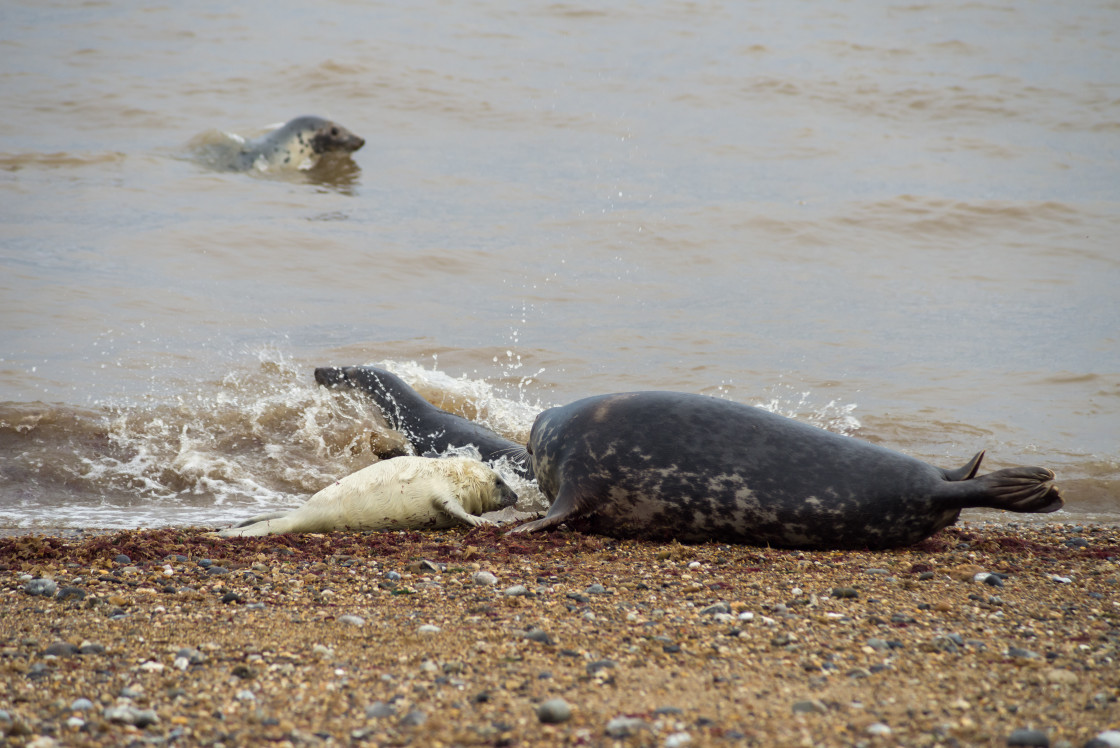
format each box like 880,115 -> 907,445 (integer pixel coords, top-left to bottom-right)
1,523 -> 1118,747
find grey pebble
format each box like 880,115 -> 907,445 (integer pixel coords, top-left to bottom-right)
585,583 -> 609,595
114,554 -> 131,564
24,578 -> 58,597
338,615 -> 365,626
385,571 -> 402,582
399,709 -> 427,727
56,586 -> 86,602
536,698 -> 572,724
44,641 -> 80,657
365,702 -> 396,719
831,586 -> 858,598
791,699 -> 827,715
587,659 -> 616,676
104,705 -> 159,728
503,584 -> 529,597
70,698 -> 94,712
523,628 -> 554,644
1007,727 -> 1049,746
1008,647 -> 1040,660
176,648 -> 206,664
605,716 -> 647,737
197,559 -> 212,568
79,642 -> 105,655
472,571 -> 498,586
1087,731 -> 1120,748
699,602 -> 731,616
207,566 -> 229,575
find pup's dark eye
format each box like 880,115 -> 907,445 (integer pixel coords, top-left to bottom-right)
330,127 -> 339,136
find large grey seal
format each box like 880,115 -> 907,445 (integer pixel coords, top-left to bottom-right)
509,391 -> 1063,549
315,366 -> 534,479
189,116 -> 364,173
214,456 -> 517,538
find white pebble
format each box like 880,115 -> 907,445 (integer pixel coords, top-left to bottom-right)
418,624 -> 441,635
665,731 -> 692,747
1092,731 -> 1120,748
338,615 -> 365,626
236,690 -> 255,701
867,722 -> 892,736
472,571 -> 498,586
687,561 -> 701,569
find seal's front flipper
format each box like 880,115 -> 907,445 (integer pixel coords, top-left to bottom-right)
942,451 -> 985,481
968,466 -> 1063,513
434,494 -> 493,527
506,486 -> 579,534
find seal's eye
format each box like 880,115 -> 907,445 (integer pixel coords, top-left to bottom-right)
330,127 -> 339,136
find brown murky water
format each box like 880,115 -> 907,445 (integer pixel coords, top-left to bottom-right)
1,0 -> 1118,529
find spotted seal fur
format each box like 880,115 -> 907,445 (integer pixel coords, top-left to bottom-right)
508,391 -> 1063,549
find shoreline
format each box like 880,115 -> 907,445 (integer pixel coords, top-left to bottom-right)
1,523 -> 1118,747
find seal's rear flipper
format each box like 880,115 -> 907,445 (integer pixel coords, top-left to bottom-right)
971,467 -> 1063,513
942,451 -> 985,481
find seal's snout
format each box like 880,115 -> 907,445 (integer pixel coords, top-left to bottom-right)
314,366 -> 350,388
350,135 -> 365,151
498,480 -> 519,508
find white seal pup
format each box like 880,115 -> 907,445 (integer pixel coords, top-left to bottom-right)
215,456 -> 517,538
189,116 -> 365,173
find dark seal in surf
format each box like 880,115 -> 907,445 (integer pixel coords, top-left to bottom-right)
314,365 -> 533,479
509,391 -> 1062,549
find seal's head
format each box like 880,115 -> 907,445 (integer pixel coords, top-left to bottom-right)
444,457 -> 520,513
247,116 -> 364,171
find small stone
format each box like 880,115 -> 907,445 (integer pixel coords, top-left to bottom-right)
867,723 -> 892,736
385,571 -> 402,582
399,709 -> 427,727
114,554 -> 131,564
472,571 -> 498,586
207,566 -> 229,575
605,716 -> 647,737
665,732 -> 692,747
70,698 -> 94,711
1007,727 -> 1049,746
197,559 -> 212,568
1045,668 -> 1078,685
503,585 -> 529,597
176,647 -> 205,664
1087,731 -> 1120,748
338,615 -> 365,626
25,578 -> 58,597
220,592 -> 241,604
831,587 -> 858,599
1008,647 -> 1040,660
866,638 -> 889,651
236,689 -> 255,701
365,702 -> 396,719
56,586 -> 86,602
585,583 -> 609,595
103,705 -> 159,728
587,659 -> 616,676
791,699 -> 827,715
699,602 -> 731,616
523,628 -> 554,644
417,624 -> 441,635
1049,575 -> 1072,584
44,642 -> 80,657
78,642 -> 105,655
537,698 -> 572,724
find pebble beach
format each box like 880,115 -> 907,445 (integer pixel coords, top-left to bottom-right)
1,523 -> 1118,748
